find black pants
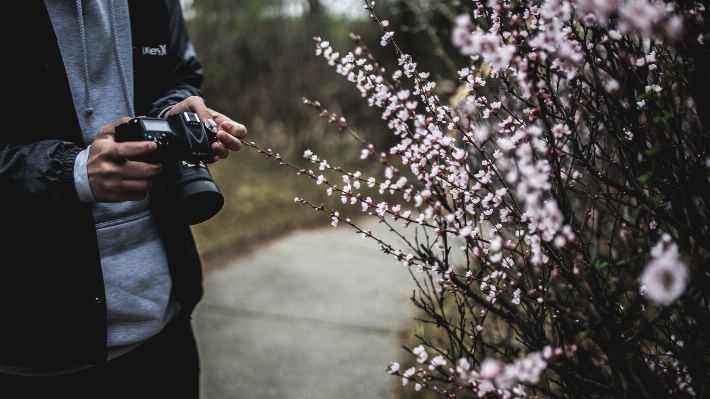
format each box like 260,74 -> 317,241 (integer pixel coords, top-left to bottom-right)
0,315 -> 200,399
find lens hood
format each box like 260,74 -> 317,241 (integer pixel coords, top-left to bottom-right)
172,179 -> 224,225
163,161 -> 224,225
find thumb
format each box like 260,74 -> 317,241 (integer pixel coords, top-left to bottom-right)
183,97 -> 214,126
96,116 -> 134,139
195,107 -> 216,127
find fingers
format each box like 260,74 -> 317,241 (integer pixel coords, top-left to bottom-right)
205,114 -> 246,157
92,159 -> 161,184
109,141 -> 158,161
89,116 -> 170,202
123,159 -> 162,179
121,179 -> 156,193
164,96 -> 248,159
210,129 -> 244,159
210,113 -> 247,141
216,131 -> 242,152
88,160 -> 161,203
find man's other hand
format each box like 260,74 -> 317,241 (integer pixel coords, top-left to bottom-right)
164,96 -> 248,162
88,117 -> 162,202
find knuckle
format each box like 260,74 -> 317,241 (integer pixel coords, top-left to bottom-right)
99,164 -> 115,179
188,96 -> 204,107
105,181 -> 120,194
147,163 -> 161,175
144,166 -> 158,177
113,145 -> 128,159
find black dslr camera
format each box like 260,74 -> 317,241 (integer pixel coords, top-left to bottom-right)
115,112 -> 224,225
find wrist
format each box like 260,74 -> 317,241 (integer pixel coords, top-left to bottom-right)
158,105 -> 175,118
73,146 -> 96,202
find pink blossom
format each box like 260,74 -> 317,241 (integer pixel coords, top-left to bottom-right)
413,345 -> 428,363
380,31 -> 394,46
641,252 -> 689,305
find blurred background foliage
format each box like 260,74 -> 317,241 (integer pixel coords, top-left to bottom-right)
185,0 -> 466,268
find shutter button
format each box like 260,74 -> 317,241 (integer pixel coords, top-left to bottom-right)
94,297 -> 102,304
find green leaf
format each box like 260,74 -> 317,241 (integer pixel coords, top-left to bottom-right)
652,112 -> 674,125
594,261 -> 609,270
665,62 -> 681,72
644,148 -> 659,157
631,205 -> 645,220
651,196 -> 669,209
637,172 -> 653,184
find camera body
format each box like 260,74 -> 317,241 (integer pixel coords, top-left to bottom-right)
115,112 -> 224,225
115,112 -> 219,164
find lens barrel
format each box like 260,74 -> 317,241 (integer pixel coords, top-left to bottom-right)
161,161 -> 224,225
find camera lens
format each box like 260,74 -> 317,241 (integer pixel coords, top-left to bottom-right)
161,161 -> 224,225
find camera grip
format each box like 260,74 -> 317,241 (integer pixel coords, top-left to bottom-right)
114,118 -> 162,164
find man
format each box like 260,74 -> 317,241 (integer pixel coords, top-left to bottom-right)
0,1 -> 246,397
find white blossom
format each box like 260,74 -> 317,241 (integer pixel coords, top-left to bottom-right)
641,254 -> 689,305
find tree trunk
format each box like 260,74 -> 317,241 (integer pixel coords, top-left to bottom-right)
307,0 -> 323,16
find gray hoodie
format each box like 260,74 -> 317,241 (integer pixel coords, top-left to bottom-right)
0,0 -> 179,376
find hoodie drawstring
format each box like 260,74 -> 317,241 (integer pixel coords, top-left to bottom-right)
76,0 -> 134,117
109,0 -> 134,117
76,0 -> 94,116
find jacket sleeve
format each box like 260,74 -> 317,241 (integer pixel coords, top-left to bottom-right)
147,0 -> 204,117
0,141 -> 81,202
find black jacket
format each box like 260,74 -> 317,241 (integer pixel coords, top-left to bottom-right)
0,0 -> 204,367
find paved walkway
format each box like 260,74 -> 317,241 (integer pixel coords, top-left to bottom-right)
193,218 -> 418,399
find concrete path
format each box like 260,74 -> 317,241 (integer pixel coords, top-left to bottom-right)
193,218 -> 419,399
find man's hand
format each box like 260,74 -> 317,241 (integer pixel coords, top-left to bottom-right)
88,117 -> 162,202
164,96 -> 248,162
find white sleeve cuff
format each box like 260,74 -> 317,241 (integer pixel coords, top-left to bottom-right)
74,146 -> 96,203
158,105 -> 174,118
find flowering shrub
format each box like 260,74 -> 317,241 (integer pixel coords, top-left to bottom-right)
246,0 -> 709,397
